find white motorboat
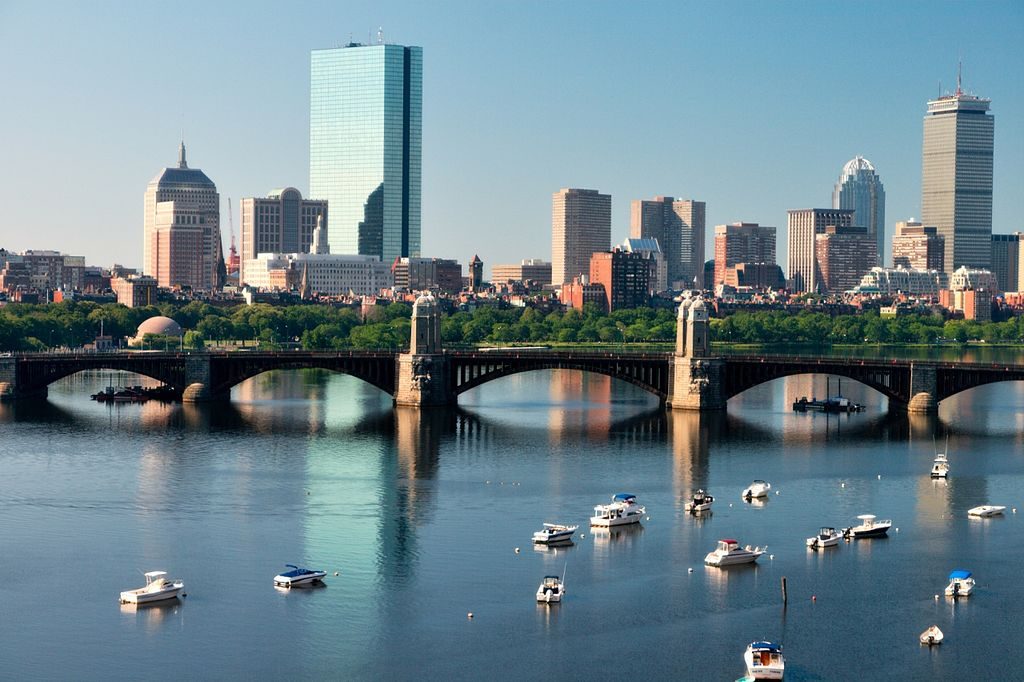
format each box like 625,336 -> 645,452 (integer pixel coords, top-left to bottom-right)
119,571 -> 185,604
920,625 -> 944,646
967,505 -> 1006,518
742,480 -> 771,500
273,564 -> 327,587
806,527 -> 842,550
684,489 -> 714,513
590,493 -> 645,527
532,523 -> 578,544
842,514 -> 891,539
536,567 -> 566,603
743,641 -> 785,680
704,539 -> 766,567
945,569 -> 975,598
931,454 -> 949,479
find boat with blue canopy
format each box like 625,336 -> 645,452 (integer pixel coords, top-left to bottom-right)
274,564 -> 327,587
945,569 -> 975,597
590,493 -> 645,527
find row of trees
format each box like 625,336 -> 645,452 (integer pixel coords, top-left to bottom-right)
1,300 -> 1023,352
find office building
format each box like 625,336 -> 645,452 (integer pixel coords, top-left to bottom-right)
242,216 -> 392,296
239,188 -> 327,285
833,156 -> 885,265
552,188 -> 611,285
786,208 -> 854,293
143,142 -> 222,291
559,276 -> 607,311
922,71 -> 994,273
589,249 -> 651,312
815,225 -> 878,294
391,257 -> 462,294
991,233 -> 1021,293
722,263 -> 785,290
713,222 -> 777,287
949,265 -> 998,293
630,196 -> 705,288
310,41 -> 422,261
491,259 -> 552,287
0,250 -> 85,292
892,220 -> 944,271
621,237 -> 667,294
111,275 -> 158,307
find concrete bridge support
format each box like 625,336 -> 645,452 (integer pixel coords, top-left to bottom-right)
182,354 -> 226,402
394,294 -> 454,408
907,363 -> 938,415
0,358 -> 47,401
667,295 -> 726,411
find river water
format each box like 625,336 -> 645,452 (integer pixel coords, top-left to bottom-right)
1,363 -> 1022,680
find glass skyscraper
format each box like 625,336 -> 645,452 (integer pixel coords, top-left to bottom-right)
921,76 -> 993,274
832,156 -> 885,266
310,42 -> 422,262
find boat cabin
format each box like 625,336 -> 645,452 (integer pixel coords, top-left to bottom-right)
540,576 -> 562,591
717,539 -> 739,552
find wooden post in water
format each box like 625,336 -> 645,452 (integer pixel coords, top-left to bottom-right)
781,576 -> 788,606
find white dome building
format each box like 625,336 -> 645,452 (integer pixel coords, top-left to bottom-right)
131,316 -> 182,345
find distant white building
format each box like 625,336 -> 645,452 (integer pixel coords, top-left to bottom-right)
949,266 -> 998,292
853,266 -> 948,296
241,215 -> 392,295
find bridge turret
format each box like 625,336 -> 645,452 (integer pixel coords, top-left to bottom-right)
396,293 -> 452,407
686,297 -> 710,358
675,295 -> 692,356
410,293 -> 442,354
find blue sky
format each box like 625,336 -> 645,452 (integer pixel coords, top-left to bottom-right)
1,1 -> 1021,274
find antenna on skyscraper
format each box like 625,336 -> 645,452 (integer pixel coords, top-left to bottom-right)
377,26 -> 384,44
956,58 -> 963,96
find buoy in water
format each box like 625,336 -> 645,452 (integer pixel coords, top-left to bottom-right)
688,567 -> 693,573
514,548 -> 520,554
934,594 -> 939,600
770,554 -> 774,560
334,571 -> 340,576
812,595 -> 816,602
877,474 -> 882,479
841,482 -> 845,488
467,612 -> 474,619
646,516 -> 651,521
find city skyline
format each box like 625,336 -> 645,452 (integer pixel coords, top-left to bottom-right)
1,2 -> 1021,275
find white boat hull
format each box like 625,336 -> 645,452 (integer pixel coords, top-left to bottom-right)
967,506 -> 1005,518
119,582 -> 184,604
590,511 -> 644,527
744,650 -> 785,680
685,502 -> 712,513
945,579 -> 975,597
536,589 -> 563,603
920,626 -> 944,645
705,550 -> 763,567
807,534 -> 841,549
274,571 -> 326,587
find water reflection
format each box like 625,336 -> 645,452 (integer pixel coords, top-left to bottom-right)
119,599 -> 184,634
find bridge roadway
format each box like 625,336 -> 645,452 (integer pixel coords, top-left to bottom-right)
2,349 -> 1023,412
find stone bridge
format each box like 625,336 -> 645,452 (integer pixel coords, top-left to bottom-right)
1,294 -> 1022,414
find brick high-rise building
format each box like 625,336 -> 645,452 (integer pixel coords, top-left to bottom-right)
892,220 -> 945,271
589,249 -> 650,312
815,225 -> 878,294
552,188 -> 611,285
786,208 -> 854,293
630,196 -> 705,288
712,222 -> 776,287
143,142 -> 222,291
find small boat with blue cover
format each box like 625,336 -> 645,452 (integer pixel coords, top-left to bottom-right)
945,569 -> 975,597
590,493 -> 645,527
274,564 -> 327,587
743,641 -> 785,680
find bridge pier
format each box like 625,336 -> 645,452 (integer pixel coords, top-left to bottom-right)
0,358 -> 47,401
667,295 -> 726,411
394,294 -> 455,408
906,363 -> 938,415
182,355 -> 228,403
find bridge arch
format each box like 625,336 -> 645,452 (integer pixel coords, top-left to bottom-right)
209,361 -> 395,397
15,354 -> 189,397
721,357 -> 911,405
449,355 -> 669,400
206,353 -> 396,398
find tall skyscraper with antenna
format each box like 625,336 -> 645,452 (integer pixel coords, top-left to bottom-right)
310,40 -> 422,262
921,65 -> 994,273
